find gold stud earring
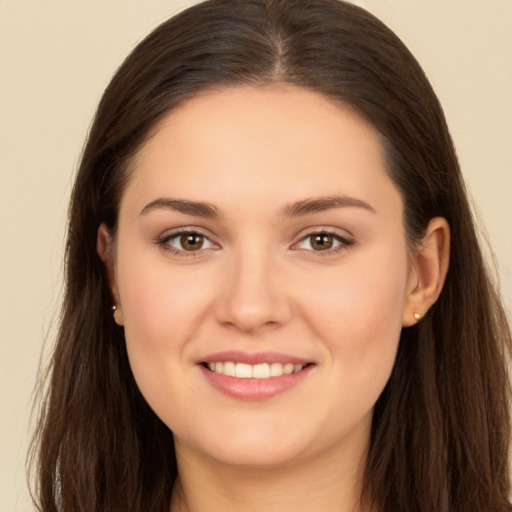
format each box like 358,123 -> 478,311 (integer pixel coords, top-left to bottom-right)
413,312 -> 422,321
112,305 -> 124,326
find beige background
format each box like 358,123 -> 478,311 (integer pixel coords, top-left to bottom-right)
1,1 -> 511,510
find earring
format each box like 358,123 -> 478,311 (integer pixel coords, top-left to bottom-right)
413,312 -> 422,321
112,305 -> 124,326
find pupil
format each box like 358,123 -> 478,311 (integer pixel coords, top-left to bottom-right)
312,234 -> 333,250
181,234 -> 203,251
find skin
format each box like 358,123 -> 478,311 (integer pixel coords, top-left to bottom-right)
98,85 -> 449,512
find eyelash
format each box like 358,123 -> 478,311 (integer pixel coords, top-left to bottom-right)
293,230 -> 355,256
156,228 -> 217,258
156,229 -> 355,257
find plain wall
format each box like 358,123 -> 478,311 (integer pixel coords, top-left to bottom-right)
1,1 -> 511,510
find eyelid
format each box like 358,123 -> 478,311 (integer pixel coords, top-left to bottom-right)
156,227 -> 220,256
291,228 -> 355,254
155,226 -> 354,257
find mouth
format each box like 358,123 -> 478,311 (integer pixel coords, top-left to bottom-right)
201,361 -> 311,379
198,352 -> 315,400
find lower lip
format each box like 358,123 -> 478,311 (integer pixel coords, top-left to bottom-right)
199,364 -> 314,401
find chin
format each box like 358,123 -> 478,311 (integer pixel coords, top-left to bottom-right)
204,442 -> 307,469
175,418 -> 316,469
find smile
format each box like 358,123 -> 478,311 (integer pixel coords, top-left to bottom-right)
204,361 -> 305,379
199,354 -> 314,400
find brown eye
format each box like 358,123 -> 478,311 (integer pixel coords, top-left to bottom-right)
180,233 -> 204,251
310,234 -> 334,251
160,231 -> 216,254
293,231 -> 353,254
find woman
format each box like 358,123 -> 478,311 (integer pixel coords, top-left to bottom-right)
31,0 -> 512,511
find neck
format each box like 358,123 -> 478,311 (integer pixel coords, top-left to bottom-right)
170,436 -> 370,512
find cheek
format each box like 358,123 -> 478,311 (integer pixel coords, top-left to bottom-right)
299,244 -> 409,393
114,244 -> 220,410
302,244 -> 408,333
116,247 -> 214,345
115,247 -> 220,426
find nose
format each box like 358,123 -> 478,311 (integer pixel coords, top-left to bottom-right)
214,246 -> 293,333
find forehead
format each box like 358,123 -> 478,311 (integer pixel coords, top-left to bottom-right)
122,84 -> 402,219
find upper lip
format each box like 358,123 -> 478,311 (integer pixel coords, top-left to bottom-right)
198,351 -> 313,366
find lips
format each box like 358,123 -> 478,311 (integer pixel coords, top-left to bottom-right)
198,351 -> 314,400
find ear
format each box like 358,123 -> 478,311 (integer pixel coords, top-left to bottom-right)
97,223 -> 123,325
402,217 -> 450,327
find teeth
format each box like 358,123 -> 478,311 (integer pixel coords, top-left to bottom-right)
283,363 -> 294,375
235,363 -> 253,378
270,362 -> 284,377
252,363 -> 270,378
223,361 -> 236,377
205,361 -> 305,379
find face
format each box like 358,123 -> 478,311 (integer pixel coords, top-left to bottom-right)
104,85 -> 415,469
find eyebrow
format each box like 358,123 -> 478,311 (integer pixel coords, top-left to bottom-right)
139,194 -> 375,219
140,198 -> 220,218
280,195 -> 376,217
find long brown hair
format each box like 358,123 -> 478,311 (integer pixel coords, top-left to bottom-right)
31,1 -> 512,510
